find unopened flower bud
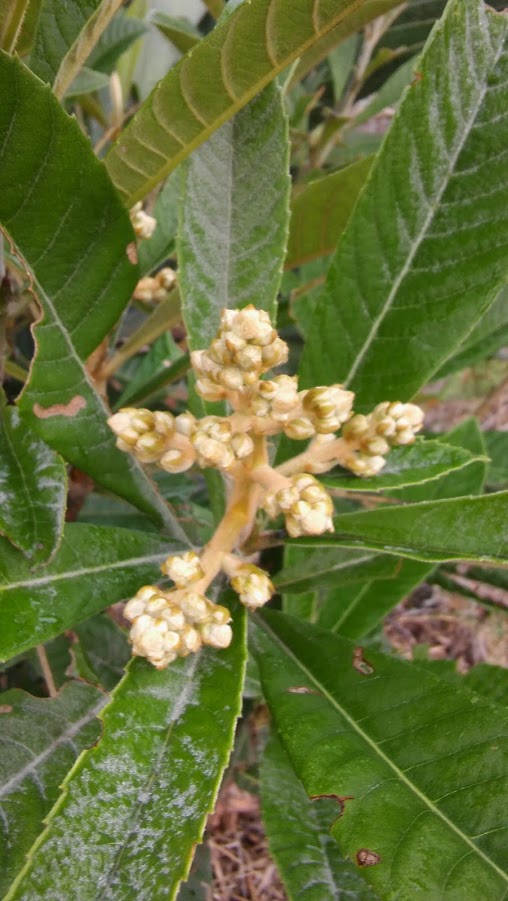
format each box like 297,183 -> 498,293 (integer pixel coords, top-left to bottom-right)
178,592 -> 211,623
230,564 -> 274,609
159,447 -> 195,473
179,624 -> 202,655
161,551 -> 204,586
200,622 -> 233,648
284,417 -> 316,440
196,378 -> 227,402
130,202 -> 157,239
231,432 -> 254,460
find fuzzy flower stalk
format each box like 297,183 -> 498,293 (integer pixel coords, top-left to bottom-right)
108,306 -> 424,668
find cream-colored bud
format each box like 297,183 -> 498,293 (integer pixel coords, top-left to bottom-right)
286,499 -> 334,538
263,491 -> 281,519
231,432 -> 254,459
133,276 -> 158,302
196,378 -> 227,402
200,622 -> 233,648
157,267 -> 177,290
174,412 -> 196,437
342,414 -> 369,439
179,624 -> 202,655
135,433 -> 167,462
224,332 -> 247,354
161,551 -> 204,586
284,417 -> 316,440
365,436 -> 390,456
159,447 -> 195,473
195,435 -> 235,470
222,306 -> 274,345
130,202 -> 157,240
231,565 -> 274,608
124,595 -> 148,621
153,411 -> 175,436
236,344 -> 263,370
346,453 -> 386,477
178,592 -> 211,623
261,337 -> 289,369
210,604 -> 232,625
160,604 -> 186,631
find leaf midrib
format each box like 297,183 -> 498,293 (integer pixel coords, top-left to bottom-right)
0,696 -> 106,801
257,616 -> 508,885
343,10 -> 508,388
274,552 -> 375,590
119,0 -> 371,204
0,550 -> 167,592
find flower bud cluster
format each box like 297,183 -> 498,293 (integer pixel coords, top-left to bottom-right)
263,473 -> 334,538
130,202 -> 157,240
247,376 -> 354,441
107,407 -> 197,473
124,552 -> 233,669
133,267 -> 177,303
223,557 -> 274,609
342,401 -> 424,476
192,416 -> 254,470
192,306 -> 288,401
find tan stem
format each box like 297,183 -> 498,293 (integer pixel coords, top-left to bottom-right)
250,464 -> 292,493
277,436 -> 353,477
36,645 -> 57,698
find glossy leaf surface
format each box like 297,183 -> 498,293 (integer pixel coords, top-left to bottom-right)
261,730 -> 379,900
0,524 -> 176,661
0,53 -> 183,535
275,548 -> 397,595
0,404 -> 66,564
0,682 -> 105,898
294,490 -> 508,564
254,610 -> 508,900
106,0 -> 395,204
179,82 -> 290,350
8,609 -> 246,901
321,438 -> 485,493
301,0 -> 508,409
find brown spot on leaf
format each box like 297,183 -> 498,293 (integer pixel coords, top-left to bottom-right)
287,686 -> 321,696
33,396 -> 86,419
356,849 -> 381,867
310,794 -> 354,816
353,647 -> 374,676
126,242 -> 138,264
0,705 -> 13,714
411,71 -> 424,85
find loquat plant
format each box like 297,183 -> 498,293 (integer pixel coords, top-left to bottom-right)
0,1 -> 507,899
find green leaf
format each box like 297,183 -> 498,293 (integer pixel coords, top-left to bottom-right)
0,404 -> 66,565
410,657 -> 508,710
301,0 -> 508,409
253,610 -> 508,900
7,609 -> 246,901
317,418 -> 488,638
285,158 -> 372,270
137,171 -> 180,276
0,0 -> 30,52
86,8 -> 147,74
381,0 -> 507,55
289,0 -> 404,86
0,681 -> 104,898
29,0 -> 100,84
319,558 -> 432,638
328,35 -> 359,103
354,54 -> 418,124
321,438 -> 487,493
73,613 -> 130,691
485,432 -> 508,486
436,286 -> 508,378
0,523 -> 179,661
149,12 -> 200,55
65,64 -> 110,97
275,547 -> 397,594
105,0 -> 398,205
0,53 -> 184,537
294,490 -> 508,564
261,729 -> 380,901
178,82 -> 290,351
